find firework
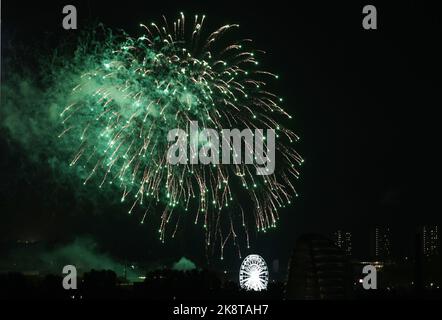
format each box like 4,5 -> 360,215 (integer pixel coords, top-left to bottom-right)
57,14 -> 303,257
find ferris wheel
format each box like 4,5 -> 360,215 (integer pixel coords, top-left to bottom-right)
239,254 -> 269,291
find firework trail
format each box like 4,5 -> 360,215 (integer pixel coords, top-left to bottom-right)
57,14 -> 303,257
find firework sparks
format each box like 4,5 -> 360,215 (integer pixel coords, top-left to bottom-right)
58,14 -> 303,257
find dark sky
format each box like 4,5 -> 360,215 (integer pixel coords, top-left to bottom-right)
1,0 -> 440,271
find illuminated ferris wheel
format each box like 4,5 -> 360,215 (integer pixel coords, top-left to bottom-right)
239,254 -> 269,291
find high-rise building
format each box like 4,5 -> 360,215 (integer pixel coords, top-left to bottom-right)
286,234 -> 352,299
333,230 -> 352,256
423,225 -> 439,257
373,226 -> 391,259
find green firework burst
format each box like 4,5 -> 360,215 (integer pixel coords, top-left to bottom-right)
56,14 -> 303,257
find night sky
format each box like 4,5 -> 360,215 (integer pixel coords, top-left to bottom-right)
1,1 -> 440,273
